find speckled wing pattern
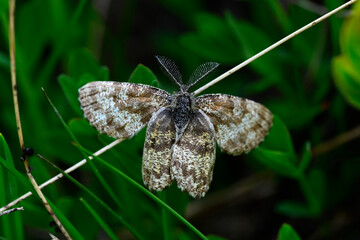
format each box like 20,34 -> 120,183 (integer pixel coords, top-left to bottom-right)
78,81 -> 170,139
79,80 -> 272,199
196,94 -> 273,155
142,107 -> 175,191
171,110 -> 216,198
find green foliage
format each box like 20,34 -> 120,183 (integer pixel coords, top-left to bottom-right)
129,64 -> 160,87
0,135 -> 24,240
332,3 -> 360,109
277,223 -> 301,240
0,0 -> 359,239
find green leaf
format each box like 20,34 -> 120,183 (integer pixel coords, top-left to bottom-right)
129,64 -> 159,87
276,201 -> 313,218
0,135 -> 32,190
68,49 -> 108,81
307,169 -> 326,211
48,199 -> 84,240
0,0 -> 8,15
249,115 -> 299,177
251,148 -> 298,178
297,142 -> 312,173
277,223 -> 301,240
0,134 -> 24,240
179,13 -> 243,63
225,12 -> 281,78
257,115 -> 295,157
332,56 -> 360,109
268,100 -> 322,129
332,3 -> 360,109
79,73 -> 98,86
99,66 -> 110,81
157,0 -> 201,24
0,51 -> 9,70
58,75 -> 83,116
69,119 -> 98,136
339,2 -> 360,68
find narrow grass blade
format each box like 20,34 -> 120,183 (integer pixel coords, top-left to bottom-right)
80,198 -> 118,240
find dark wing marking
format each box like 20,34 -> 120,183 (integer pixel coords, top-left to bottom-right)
196,94 -> 273,155
171,110 -> 216,198
78,81 -> 170,139
142,107 -> 176,191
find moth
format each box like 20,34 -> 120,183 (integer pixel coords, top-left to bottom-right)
78,56 -> 273,198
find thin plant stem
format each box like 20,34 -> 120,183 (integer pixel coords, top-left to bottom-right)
312,125 -> 360,157
8,1 -> 71,238
193,0 -> 358,96
38,154 -> 144,240
0,138 -> 122,212
0,207 -> 24,216
159,191 -> 170,240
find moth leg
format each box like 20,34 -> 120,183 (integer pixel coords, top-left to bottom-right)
171,110 -> 216,198
142,107 -> 176,191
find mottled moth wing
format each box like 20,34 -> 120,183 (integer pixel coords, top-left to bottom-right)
142,107 -> 176,191
79,81 -> 170,139
171,110 -> 216,198
196,94 -> 273,155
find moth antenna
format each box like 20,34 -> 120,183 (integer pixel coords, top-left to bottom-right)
155,55 -> 183,88
187,62 -> 219,90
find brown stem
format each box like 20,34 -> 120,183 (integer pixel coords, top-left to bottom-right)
8,0 -> 71,239
312,125 -> 360,157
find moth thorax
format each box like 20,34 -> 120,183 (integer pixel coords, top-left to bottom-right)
172,93 -> 193,131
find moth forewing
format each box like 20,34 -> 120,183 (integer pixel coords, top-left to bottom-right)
142,107 -> 176,191
78,81 -> 170,139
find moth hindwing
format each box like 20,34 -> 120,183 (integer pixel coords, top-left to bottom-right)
78,57 -> 273,198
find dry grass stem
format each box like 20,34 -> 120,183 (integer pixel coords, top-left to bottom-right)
312,125 -> 360,157
0,138 -> 123,212
8,0 -> 72,239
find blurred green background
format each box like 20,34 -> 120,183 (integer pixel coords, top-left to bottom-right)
1,0 -> 360,239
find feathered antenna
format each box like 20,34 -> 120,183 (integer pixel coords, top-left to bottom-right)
155,55 -> 183,89
186,62 -> 219,91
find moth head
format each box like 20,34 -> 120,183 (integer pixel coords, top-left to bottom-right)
155,55 -> 219,93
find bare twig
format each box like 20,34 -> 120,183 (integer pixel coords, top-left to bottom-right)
0,207 -> 24,216
0,138 -> 122,212
193,0 -> 358,95
49,233 -> 60,240
312,125 -> 360,157
8,0 -> 71,239
9,0 -> 22,146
